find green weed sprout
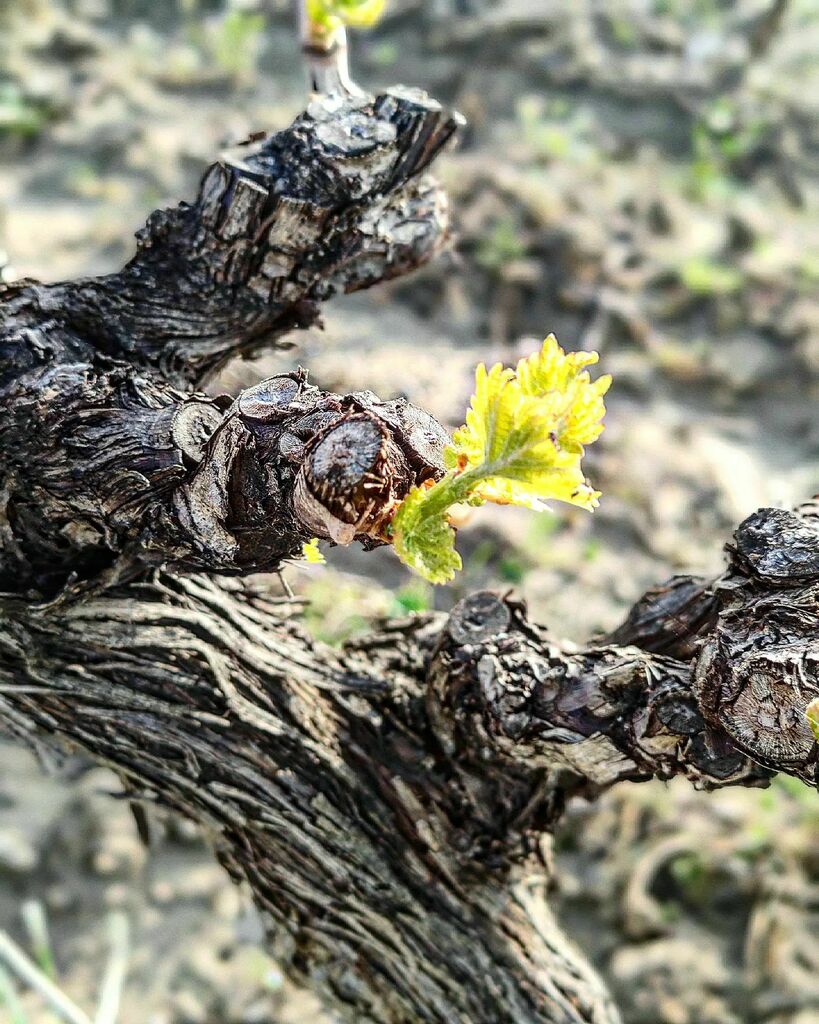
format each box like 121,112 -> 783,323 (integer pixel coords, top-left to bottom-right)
390,335 -> 611,584
0,905 -> 129,1024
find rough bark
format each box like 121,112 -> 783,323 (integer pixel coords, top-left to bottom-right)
0,88 -> 456,602
1,503 -> 817,1022
0,88 -> 459,389
1,81 -> 816,1024
428,505 -> 819,796
0,362 -> 448,601
0,575 -> 622,1024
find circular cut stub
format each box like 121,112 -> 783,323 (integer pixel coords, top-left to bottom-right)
733,507 -> 819,582
697,637 -> 819,779
238,375 -> 303,421
307,416 -> 385,494
392,403 -> 448,479
292,414 -> 391,545
172,402 -> 223,463
343,395 -> 448,482
447,592 -> 511,646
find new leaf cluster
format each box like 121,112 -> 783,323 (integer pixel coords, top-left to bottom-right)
390,335 -> 611,583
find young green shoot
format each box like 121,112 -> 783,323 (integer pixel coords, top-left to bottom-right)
390,335 -> 611,584
299,0 -> 387,95
306,0 -> 387,32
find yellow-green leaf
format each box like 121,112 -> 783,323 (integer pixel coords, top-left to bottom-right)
306,0 -> 387,29
391,335 -> 610,583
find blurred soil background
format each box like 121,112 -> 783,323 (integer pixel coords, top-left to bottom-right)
1,0 -> 818,1021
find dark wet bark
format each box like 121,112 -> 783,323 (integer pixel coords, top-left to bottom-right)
0,82 -> 816,1024
0,89 -> 455,602
0,360 -> 448,601
1,88 -> 458,389
0,575 -> 623,1024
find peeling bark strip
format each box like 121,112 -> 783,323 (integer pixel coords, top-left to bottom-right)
0,78 -> 817,1024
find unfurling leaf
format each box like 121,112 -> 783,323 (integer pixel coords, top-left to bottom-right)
301,537 -> 326,565
391,335 -> 610,584
306,0 -> 387,30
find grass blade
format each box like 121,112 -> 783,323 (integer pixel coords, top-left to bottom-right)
94,913 -> 129,1024
0,963 -> 29,1024
0,930 -> 91,1024
20,901 -> 56,979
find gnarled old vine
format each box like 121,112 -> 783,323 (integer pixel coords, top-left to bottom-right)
0,82 -> 816,1024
